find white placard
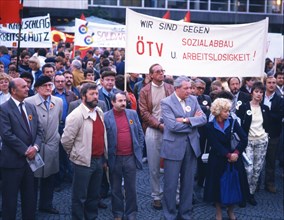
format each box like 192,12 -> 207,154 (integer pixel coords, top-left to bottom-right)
74,18 -> 126,48
125,9 -> 269,77
0,15 -> 52,48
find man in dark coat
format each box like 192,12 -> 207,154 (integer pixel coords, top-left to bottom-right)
228,77 -> 251,114
0,78 -> 42,220
262,76 -> 284,193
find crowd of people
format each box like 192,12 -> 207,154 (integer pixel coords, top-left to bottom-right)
0,43 -> 283,220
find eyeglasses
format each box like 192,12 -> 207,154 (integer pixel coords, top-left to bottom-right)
196,87 -> 205,90
154,69 -> 165,74
55,80 -> 65,83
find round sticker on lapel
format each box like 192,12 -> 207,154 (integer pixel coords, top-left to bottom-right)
185,106 -> 191,112
246,110 -> 252,115
202,100 -> 208,106
237,100 -> 242,106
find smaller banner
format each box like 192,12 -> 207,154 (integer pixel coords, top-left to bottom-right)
74,18 -> 126,48
0,14 -> 52,48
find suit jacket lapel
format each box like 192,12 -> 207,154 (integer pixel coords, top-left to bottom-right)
25,103 -> 34,136
171,94 -> 185,116
110,110 -> 117,143
9,99 -> 30,136
34,94 -> 47,112
125,110 -> 134,139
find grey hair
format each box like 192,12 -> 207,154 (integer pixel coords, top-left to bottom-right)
174,76 -> 191,88
194,78 -> 206,85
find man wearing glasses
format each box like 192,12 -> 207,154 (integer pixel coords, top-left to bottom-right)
194,78 -> 212,189
52,74 -> 77,190
25,75 -> 63,214
139,64 -> 174,210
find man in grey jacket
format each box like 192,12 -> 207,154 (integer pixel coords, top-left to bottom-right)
25,75 -> 63,214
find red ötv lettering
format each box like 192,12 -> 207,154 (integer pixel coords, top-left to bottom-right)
136,36 -> 163,57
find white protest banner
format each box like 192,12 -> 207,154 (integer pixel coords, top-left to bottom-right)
0,15 -> 52,48
74,18 -> 126,48
125,9 -> 268,77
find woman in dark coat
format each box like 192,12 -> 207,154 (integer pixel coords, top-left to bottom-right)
236,81 -> 269,205
204,98 -> 249,220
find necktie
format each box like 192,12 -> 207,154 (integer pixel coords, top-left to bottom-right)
44,100 -> 49,111
19,102 -> 32,138
232,96 -> 237,112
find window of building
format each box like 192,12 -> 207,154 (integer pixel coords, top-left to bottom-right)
168,0 -> 187,9
211,0 -> 229,11
93,0 -> 117,5
144,0 -> 166,7
120,0 -> 142,6
189,0 -> 211,10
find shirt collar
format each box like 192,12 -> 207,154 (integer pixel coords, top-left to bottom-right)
277,85 -> 284,91
265,91 -> 275,100
82,103 -> 99,121
11,96 -> 21,107
151,81 -> 164,88
234,91 -> 240,99
213,118 -> 230,134
102,87 -> 113,96
39,95 -> 51,104
174,92 -> 183,102
82,102 -> 94,113
53,88 -> 66,95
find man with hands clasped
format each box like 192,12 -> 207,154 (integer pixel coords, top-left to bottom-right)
0,78 -> 43,220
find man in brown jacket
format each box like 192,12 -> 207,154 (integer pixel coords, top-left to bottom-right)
139,63 -> 174,210
71,59 -> 84,87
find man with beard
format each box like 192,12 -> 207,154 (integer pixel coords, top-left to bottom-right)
61,83 -> 108,220
228,77 -> 251,114
63,71 -> 80,98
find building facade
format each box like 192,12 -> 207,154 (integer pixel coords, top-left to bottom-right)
26,0 -> 283,33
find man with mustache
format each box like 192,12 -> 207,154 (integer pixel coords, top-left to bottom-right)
104,91 -> 144,220
63,71 -> 80,98
61,83 -> 108,220
228,77 -> 251,114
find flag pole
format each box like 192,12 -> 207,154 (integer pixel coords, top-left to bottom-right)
16,0 -> 24,72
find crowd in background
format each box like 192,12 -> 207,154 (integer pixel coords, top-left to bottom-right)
0,42 -> 283,220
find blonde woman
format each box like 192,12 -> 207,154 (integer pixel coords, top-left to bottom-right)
28,56 -> 42,89
0,73 -> 12,105
204,98 -> 249,220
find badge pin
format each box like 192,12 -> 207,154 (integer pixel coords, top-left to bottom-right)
185,106 -> 191,112
237,100 -> 242,106
246,110 -> 252,115
202,100 -> 208,106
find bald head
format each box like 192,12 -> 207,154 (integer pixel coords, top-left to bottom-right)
9,78 -> 29,101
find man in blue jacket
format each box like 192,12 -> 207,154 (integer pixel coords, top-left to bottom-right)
104,91 -> 144,220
